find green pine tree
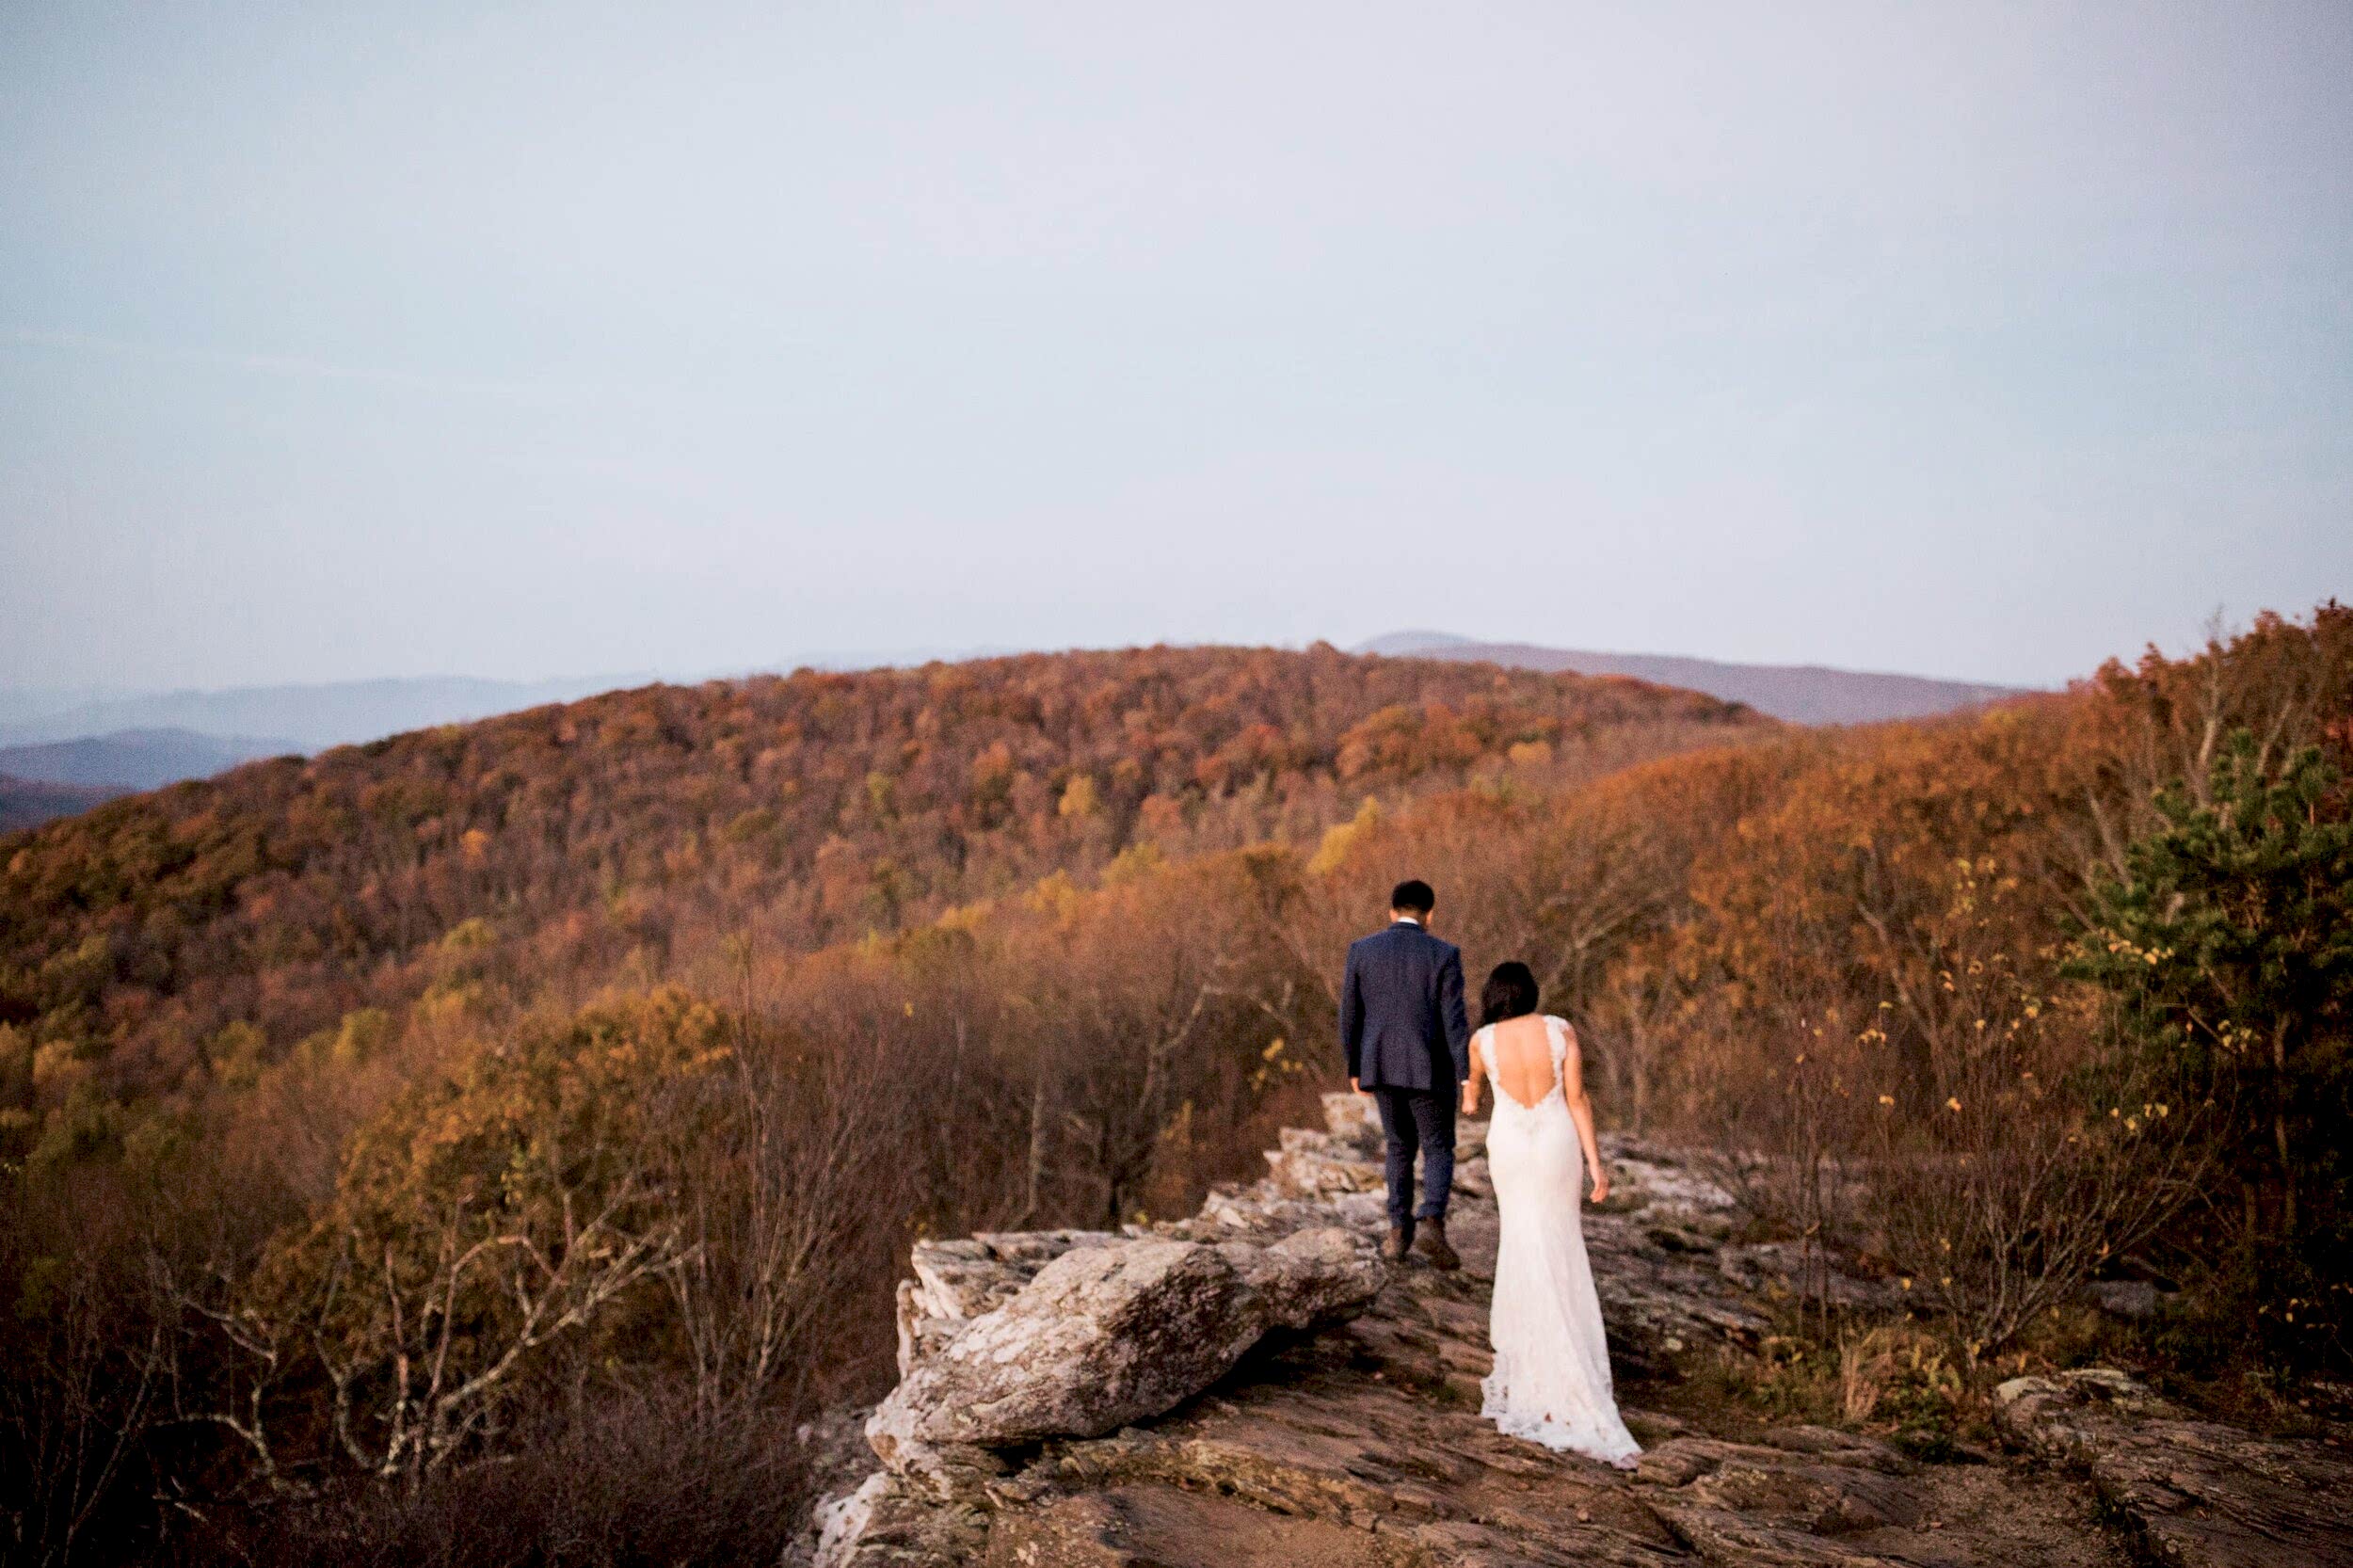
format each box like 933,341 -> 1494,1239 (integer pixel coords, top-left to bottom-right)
2076,729 -> 2353,1243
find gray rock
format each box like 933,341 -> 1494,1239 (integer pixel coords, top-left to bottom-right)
1995,1367 -> 2353,1567
2085,1279 -> 2161,1320
893,1229 -> 1125,1376
809,1472 -> 888,1568
1219,1224 -> 1385,1329
1716,1240 -> 1905,1312
866,1228 -> 1381,1498
804,1470 -> 989,1568
971,1228 -> 1122,1264
1264,1126 -> 1385,1197
1605,1137 -> 1739,1216
1320,1089 -> 1381,1145
1316,1090 -> 1487,1160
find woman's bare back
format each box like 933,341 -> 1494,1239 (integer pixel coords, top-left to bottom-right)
1483,1013 -> 1561,1110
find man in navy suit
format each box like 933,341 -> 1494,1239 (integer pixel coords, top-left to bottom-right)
1340,878 -> 1471,1268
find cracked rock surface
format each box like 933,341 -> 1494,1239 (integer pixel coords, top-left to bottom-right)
1995,1368 -> 2353,1567
801,1095 -> 2345,1568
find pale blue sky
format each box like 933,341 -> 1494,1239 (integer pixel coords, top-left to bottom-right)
3,2 -> 2347,690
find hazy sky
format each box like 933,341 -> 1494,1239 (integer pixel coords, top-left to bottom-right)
4,2 -> 2347,691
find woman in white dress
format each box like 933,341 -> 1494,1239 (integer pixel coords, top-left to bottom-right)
1462,960 -> 1641,1467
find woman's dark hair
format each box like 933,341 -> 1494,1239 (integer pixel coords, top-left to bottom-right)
1481,961 -> 1540,1027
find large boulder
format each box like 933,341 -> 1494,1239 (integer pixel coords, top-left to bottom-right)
1216,1224 -> 1385,1330
892,1229 -> 1119,1376
866,1227 -> 1380,1498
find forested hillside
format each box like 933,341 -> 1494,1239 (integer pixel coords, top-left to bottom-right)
0,645 -> 1753,1123
5,615 -> 2347,1568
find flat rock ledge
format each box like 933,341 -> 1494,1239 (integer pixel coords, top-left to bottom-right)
1995,1368 -> 2353,1568
802,1095 -> 2348,1568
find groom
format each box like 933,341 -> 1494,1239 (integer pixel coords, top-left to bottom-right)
1340,879 -> 1471,1269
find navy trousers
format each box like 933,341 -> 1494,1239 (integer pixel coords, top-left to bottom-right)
1372,1084 -> 1456,1228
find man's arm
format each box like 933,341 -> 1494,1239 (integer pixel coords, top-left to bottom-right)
1340,946 -> 1366,1084
1438,946 -> 1470,1081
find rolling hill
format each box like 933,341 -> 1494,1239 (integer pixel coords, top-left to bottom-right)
0,644 -> 1764,1107
1358,632 -> 2023,725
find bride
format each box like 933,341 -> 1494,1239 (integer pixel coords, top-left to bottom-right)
1463,960 -> 1641,1467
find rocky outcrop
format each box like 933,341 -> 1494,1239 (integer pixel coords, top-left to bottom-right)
893,1229 -> 1122,1378
1995,1368 -> 2353,1567
866,1227 -> 1382,1499
803,1093 -> 2349,1568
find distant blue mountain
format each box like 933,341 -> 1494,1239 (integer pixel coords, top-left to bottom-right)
0,728 -> 299,791
1358,633 -> 2025,727
0,774 -> 129,834
1355,632 -> 1479,655
0,676 -> 637,752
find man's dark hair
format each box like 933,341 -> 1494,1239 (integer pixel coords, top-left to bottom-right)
1481,960 -> 1540,1027
1389,879 -> 1435,916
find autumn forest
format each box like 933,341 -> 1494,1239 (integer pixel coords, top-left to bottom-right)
4,616 -> 2348,1565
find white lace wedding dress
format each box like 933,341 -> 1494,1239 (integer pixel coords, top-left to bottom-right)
1477,1015 -> 1641,1466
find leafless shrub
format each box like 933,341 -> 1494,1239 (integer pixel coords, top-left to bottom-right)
184,1385 -> 807,1568
1860,999 -> 2202,1357
0,1247 -> 168,1567
658,1010 -> 913,1418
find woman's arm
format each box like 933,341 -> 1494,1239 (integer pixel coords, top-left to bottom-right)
1463,1030 -> 1484,1116
1559,1021 -> 1610,1204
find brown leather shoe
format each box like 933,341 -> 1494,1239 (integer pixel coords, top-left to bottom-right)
1381,1224 -> 1413,1262
1415,1217 -> 1461,1271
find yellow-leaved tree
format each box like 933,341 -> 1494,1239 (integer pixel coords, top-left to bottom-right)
228,989 -> 730,1487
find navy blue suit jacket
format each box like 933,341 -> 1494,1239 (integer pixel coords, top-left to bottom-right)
1340,920 -> 1471,1091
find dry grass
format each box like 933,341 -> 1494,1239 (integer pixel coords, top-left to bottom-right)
1645,1314 -> 1988,1462
1838,1324 -> 1967,1430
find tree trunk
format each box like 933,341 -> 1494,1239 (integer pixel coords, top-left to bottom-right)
2272,1016 -> 2297,1238
1021,1076 -> 1048,1225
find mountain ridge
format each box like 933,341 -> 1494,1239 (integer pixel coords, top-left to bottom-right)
0,727 -> 300,792
0,773 -> 130,834
3,634 -> 2018,761
0,652 -> 1033,754
1358,632 -> 2024,726
0,675 -> 641,752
